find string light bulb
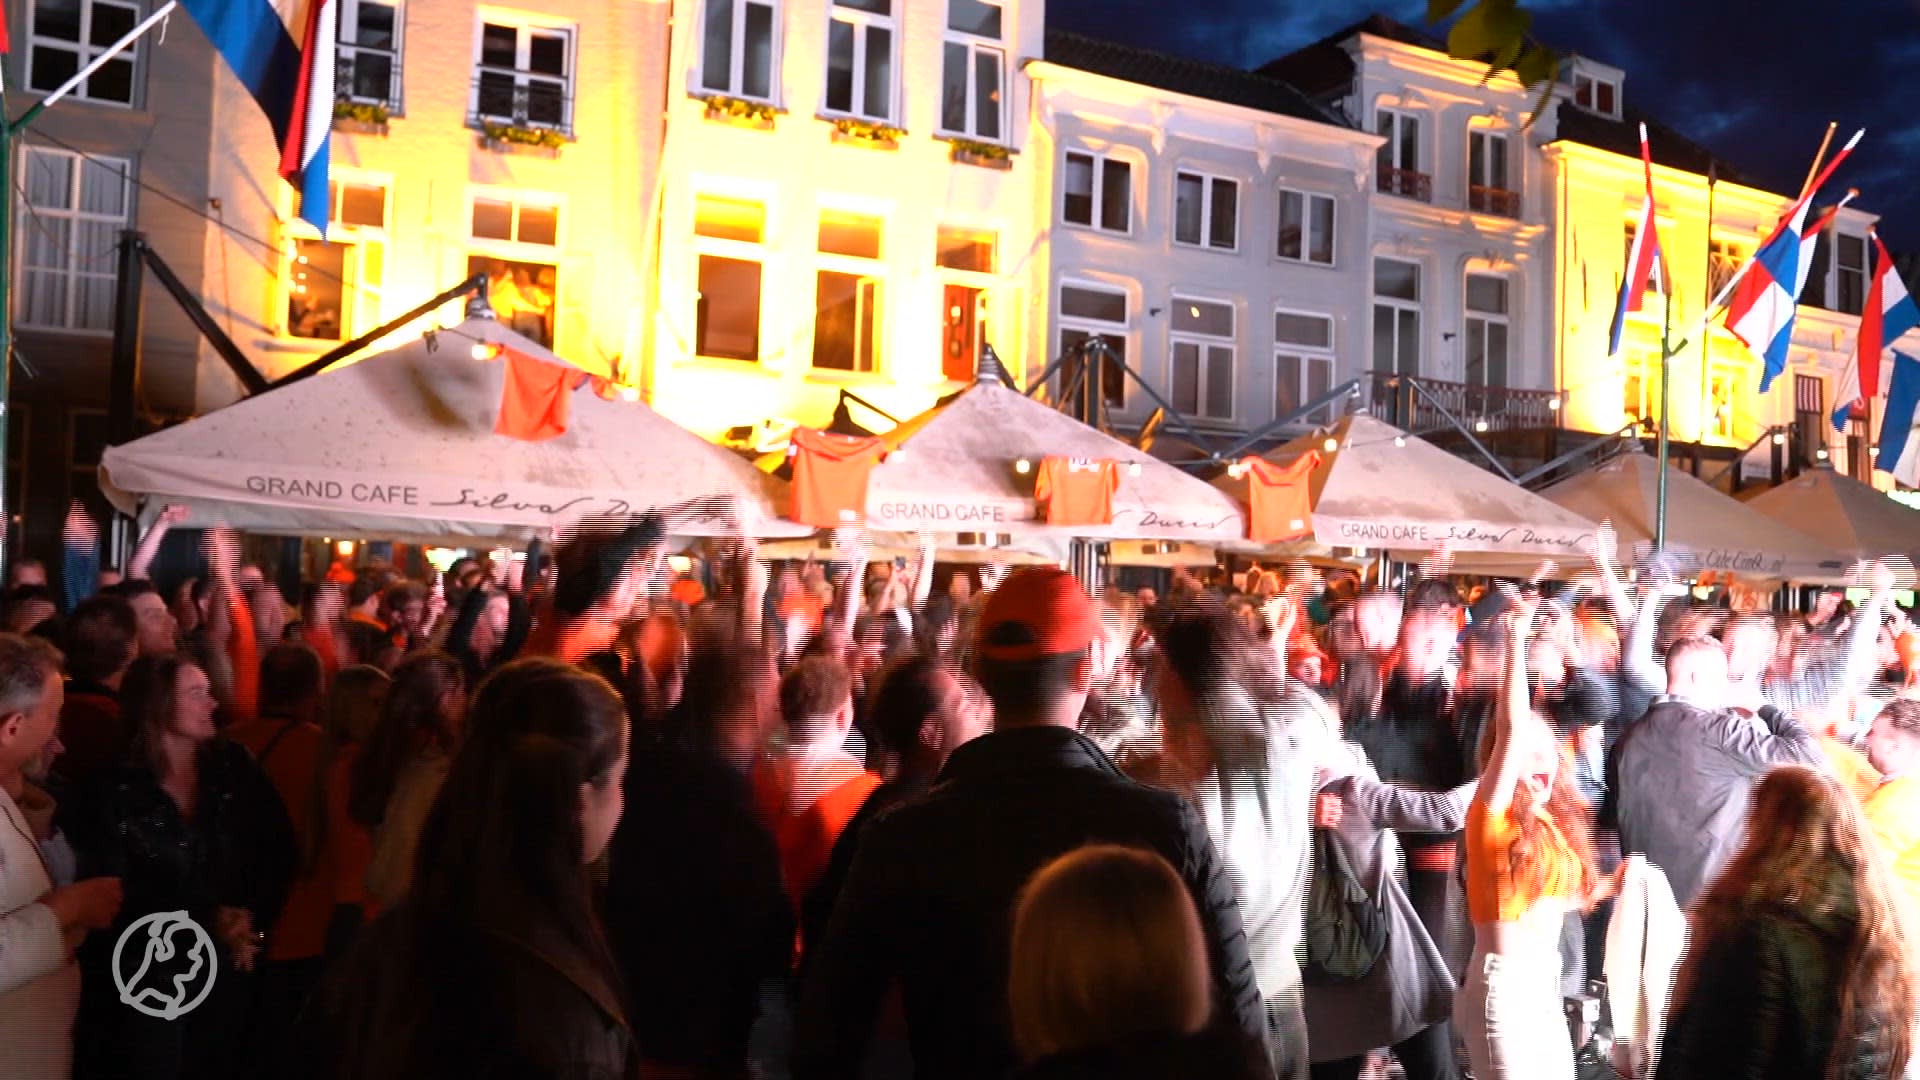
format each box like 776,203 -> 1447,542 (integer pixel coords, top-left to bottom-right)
1014,458 -> 1031,475
1322,437 -> 1338,453
1227,462 -> 1248,479
1474,419 -> 1490,433
471,342 -> 501,361
1816,447 -> 1830,461
1548,396 -> 1562,412
1126,462 -> 1142,478
1393,435 -> 1407,447
1772,431 -> 1787,445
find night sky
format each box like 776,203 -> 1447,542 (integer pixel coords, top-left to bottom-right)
1047,0 -> 1920,251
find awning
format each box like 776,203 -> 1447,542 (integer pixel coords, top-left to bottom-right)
1742,467 -> 1920,569
101,318 -> 809,542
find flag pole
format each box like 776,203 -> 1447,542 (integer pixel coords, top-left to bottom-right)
1699,162 -> 1717,445
0,0 -> 179,576
1800,121 -> 1837,202
1657,263 -> 1674,554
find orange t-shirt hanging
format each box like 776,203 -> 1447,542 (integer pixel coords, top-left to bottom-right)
1034,457 -> 1122,527
790,428 -> 888,527
1243,452 -> 1320,543
495,346 -> 588,442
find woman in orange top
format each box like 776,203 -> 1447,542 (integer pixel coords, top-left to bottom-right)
1455,607 -> 1616,1080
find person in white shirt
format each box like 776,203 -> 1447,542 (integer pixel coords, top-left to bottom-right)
0,633 -> 122,1079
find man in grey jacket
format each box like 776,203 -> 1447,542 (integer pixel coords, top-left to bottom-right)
1605,635 -> 1823,907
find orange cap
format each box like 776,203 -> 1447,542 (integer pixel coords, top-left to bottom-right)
977,567 -> 1101,661
1898,632 -> 1920,671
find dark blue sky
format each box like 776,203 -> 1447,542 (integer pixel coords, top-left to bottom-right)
1048,0 -> 1920,250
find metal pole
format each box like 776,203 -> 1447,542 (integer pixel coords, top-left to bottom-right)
1655,277 -> 1675,554
108,231 -> 147,448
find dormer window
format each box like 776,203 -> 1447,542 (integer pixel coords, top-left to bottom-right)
1571,71 -> 1618,119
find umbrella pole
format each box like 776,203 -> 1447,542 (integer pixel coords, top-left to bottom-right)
1655,275 -> 1675,555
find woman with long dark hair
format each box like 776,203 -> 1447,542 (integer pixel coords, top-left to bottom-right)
1454,609 -> 1611,1080
350,650 -> 465,908
1657,765 -> 1914,1080
63,654 -> 296,1080
292,658 -> 635,1078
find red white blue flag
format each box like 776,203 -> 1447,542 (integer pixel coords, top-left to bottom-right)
1608,124 -> 1662,358
180,0 -> 335,230
1724,129 -> 1863,393
1833,229 -> 1920,430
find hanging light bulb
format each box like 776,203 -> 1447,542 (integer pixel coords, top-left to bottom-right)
1816,447 -> 1830,461
1227,462 -> 1247,479
1393,435 -> 1407,447
1474,419 -> 1490,433
1547,396 -> 1562,412
1322,437 -> 1338,453
1014,458 -> 1032,475
1126,462 -> 1142,478
471,342 -> 497,360
1772,430 -> 1787,445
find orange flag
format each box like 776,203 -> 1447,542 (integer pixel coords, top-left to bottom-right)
495,345 -> 586,441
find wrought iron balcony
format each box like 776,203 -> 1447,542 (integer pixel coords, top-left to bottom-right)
1366,371 -> 1561,433
1377,167 -> 1433,203
1468,185 -> 1520,218
335,49 -> 402,113
469,70 -> 573,136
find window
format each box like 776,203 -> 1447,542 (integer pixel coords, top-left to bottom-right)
825,0 -> 892,121
1464,274 -> 1509,390
1276,189 -> 1334,265
1708,364 -> 1739,442
1794,373 -> 1826,466
337,0 -> 402,110
1624,223 -> 1663,296
1062,151 -> 1130,233
1622,348 -> 1655,427
472,19 -> 573,133
1275,310 -> 1335,425
1371,257 -> 1420,375
937,226 -> 996,380
1836,233 -> 1867,316
28,0 -> 139,106
1848,411 -> 1871,482
814,210 -> 884,372
469,192 -> 560,347
939,0 -> 1003,142
1708,237 -> 1747,298
1375,109 -> 1428,201
694,195 -> 765,362
1170,298 -> 1234,422
1572,73 -> 1618,119
1468,131 -> 1517,217
1058,283 -> 1127,409
286,179 -> 390,342
700,0 -> 778,102
18,146 -> 129,332
1174,172 -> 1237,251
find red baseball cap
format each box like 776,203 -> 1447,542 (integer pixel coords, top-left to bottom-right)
977,567 -> 1101,661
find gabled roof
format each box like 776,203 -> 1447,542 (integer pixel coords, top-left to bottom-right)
1254,14 -> 1440,98
1044,30 -> 1345,126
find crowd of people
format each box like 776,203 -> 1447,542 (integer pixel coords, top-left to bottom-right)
1,499 -> 1918,1080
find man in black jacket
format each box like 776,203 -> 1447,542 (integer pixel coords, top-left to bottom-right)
793,566 -> 1268,1080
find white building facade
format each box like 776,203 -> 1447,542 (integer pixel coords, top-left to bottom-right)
1027,32 -> 1381,443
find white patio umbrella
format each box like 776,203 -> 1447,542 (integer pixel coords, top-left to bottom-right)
1743,467 -> 1920,569
101,318 -> 809,542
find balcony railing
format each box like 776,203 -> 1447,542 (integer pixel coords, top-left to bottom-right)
469,70 -> 573,136
1468,185 -> 1521,218
336,49 -> 402,113
1366,371 -> 1561,433
1377,167 -> 1433,203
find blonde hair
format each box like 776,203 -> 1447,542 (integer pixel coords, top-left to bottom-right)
1008,844 -> 1210,1062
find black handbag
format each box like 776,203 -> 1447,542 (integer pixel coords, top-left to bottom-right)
1301,824 -> 1389,984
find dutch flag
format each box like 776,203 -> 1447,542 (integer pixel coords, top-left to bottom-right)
1833,229 -> 1920,430
181,0 -> 335,230
1876,353 -> 1920,487
1608,124 -> 1663,358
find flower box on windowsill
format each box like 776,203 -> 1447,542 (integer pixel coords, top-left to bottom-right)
827,116 -> 904,150
479,123 -> 565,158
701,95 -> 776,131
332,101 -> 390,137
942,137 -> 1014,170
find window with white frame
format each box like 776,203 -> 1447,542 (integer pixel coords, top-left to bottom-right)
472,18 -> 573,133
1464,273 -> 1509,389
1624,222 -> 1664,297
285,179 -> 390,342
1708,361 -> 1740,441
1275,310 -> 1334,425
814,210 -> 884,373
1062,151 -> 1130,233
1468,131 -> 1517,217
1708,236 -> 1747,298
1836,232 -> 1867,316
695,195 -> 765,363
825,0 -> 893,121
1058,282 -> 1127,409
1276,188 -> 1333,265
1375,109 -> 1426,200
1170,297 -> 1234,421
338,0 -> 402,111
1371,257 -> 1420,376
469,192 -> 561,347
700,0 -> 778,102
1572,72 -> 1618,119
1174,172 -> 1237,251
29,0 -> 139,106
17,146 -> 129,332
939,0 -> 1004,142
